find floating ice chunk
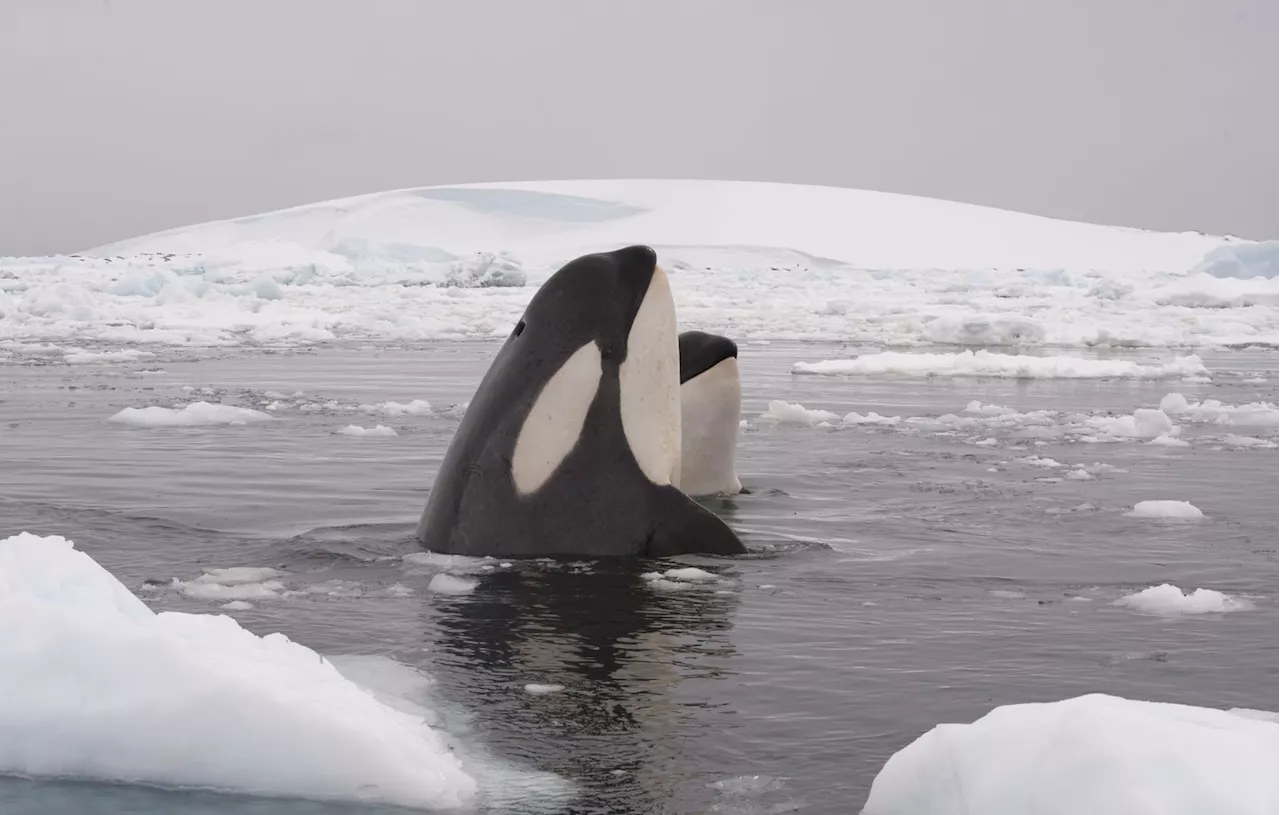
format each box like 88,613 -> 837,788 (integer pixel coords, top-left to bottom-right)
1148,434 -> 1190,447
1086,408 -> 1178,439
921,314 -> 1046,345
337,424 -> 398,437
196,567 -> 282,585
177,579 -> 285,602
646,578 -> 693,592
1126,500 -> 1204,519
362,400 -> 435,417
759,400 -> 840,425
963,401 -> 1017,417
0,532 -> 476,809
523,684 -> 565,695
108,402 -> 274,427
1159,393 -> 1191,414
220,600 -> 254,610
1223,434 -> 1277,449
793,351 -> 1208,380
176,568 -> 285,601
1114,584 -> 1252,615
1132,409 -> 1177,437
1159,393 -> 1278,427
63,348 -> 157,364
640,568 -> 721,591
861,693 -> 1277,815
1015,456 -> 1063,468
403,552 -> 493,574
843,411 -> 903,426
427,574 -> 478,595
661,567 -> 719,582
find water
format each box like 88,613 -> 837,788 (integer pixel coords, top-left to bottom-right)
1,342 -> 1276,814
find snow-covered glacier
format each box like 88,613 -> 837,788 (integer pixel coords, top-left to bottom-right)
0,180 -> 1274,351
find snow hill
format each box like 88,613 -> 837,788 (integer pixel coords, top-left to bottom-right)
90,179 -> 1235,273
1,180 -> 1275,350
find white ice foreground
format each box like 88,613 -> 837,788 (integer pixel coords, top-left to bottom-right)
0,532 -> 477,810
862,694 -> 1279,815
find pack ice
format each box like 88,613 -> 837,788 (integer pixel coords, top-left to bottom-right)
1,180 -> 1274,350
861,694 -> 1278,815
0,532 -> 477,809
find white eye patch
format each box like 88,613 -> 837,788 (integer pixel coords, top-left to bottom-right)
511,340 -> 603,495
618,264 -> 682,487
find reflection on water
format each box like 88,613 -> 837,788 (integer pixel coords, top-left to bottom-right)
0,342 -> 1275,814
423,564 -> 742,814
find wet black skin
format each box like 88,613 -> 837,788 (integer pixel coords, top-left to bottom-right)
415,245 -> 747,558
678,330 -> 738,384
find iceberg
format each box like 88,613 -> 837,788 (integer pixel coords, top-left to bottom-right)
862,694 -> 1278,815
0,532 -> 477,810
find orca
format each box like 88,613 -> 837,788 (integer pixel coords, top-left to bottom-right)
415,245 -> 747,558
677,331 -> 744,496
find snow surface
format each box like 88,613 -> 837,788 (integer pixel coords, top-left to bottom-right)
0,532 -> 476,809
1114,584 -> 1253,615
1126,500 -> 1205,519
2,181 -> 1274,351
107,402 -> 274,428
792,351 -> 1208,379
861,693 -> 1278,815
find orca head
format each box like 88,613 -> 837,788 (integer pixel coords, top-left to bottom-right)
507,245 -> 682,494
506,245 -> 662,364
677,330 -> 739,384
676,330 -> 742,496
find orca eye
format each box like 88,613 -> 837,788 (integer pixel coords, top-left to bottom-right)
512,320 -> 525,337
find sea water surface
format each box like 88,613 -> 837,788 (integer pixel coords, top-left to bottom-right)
0,341 -> 1276,814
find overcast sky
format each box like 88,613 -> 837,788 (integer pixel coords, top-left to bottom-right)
1,0 -> 1275,256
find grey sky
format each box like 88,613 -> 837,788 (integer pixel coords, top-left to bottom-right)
1,0 -> 1275,257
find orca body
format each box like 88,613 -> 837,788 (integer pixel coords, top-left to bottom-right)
677,331 -> 744,496
415,246 -> 746,558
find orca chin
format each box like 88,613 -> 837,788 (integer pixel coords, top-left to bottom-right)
415,246 -> 746,559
